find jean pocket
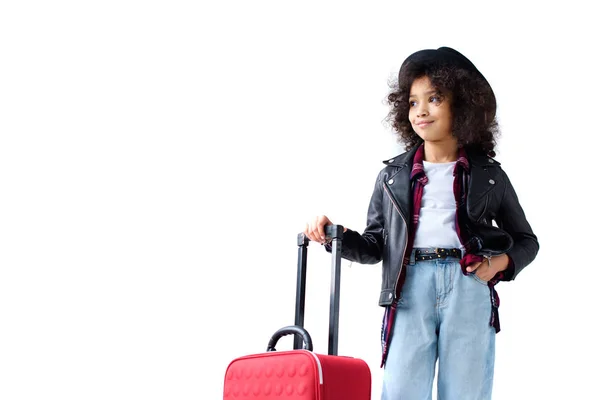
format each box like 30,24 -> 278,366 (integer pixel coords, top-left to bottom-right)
470,273 -> 489,286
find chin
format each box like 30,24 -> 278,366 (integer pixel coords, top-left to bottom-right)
417,132 -> 449,142
416,133 -> 435,141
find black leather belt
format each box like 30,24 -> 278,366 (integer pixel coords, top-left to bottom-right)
414,248 -> 462,261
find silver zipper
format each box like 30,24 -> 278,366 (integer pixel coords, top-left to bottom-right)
383,183 -> 408,301
484,254 -> 492,269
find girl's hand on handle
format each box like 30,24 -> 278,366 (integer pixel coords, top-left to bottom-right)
304,215 -> 334,244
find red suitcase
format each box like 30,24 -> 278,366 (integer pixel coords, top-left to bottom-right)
223,225 -> 372,400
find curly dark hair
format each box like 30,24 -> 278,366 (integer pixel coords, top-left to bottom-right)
384,55 -> 500,157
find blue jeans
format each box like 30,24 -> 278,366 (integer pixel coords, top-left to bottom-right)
381,249 -> 496,400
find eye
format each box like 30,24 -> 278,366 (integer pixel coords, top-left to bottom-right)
409,100 -> 417,107
429,95 -> 443,104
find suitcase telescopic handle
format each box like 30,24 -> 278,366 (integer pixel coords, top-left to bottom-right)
266,325 -> 314,352
294,224 -> 344,356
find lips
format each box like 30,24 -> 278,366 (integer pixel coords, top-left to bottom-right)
416,120 -> 433,128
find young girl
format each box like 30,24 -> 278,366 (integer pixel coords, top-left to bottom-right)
304,47 -> 539,400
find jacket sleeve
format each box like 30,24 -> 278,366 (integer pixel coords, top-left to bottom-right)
495,170 -> 539,280
325,171 -> 385,264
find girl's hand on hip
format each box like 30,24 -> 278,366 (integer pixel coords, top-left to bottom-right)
466,254 -> 510,282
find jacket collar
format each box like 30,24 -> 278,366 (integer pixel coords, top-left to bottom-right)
381,142 -> 502,218
382,143 -> 501,169
468,152 -> 501,168
381,144 -> 420,168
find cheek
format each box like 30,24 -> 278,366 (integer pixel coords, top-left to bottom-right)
439,114 -> 450,125
444,113 -> 454,127
440,107 -> 453,124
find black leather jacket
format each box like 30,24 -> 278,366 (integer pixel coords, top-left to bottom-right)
330,145 -> 539,307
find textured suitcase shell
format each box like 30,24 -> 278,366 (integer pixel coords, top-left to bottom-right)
223,349 -> 371,399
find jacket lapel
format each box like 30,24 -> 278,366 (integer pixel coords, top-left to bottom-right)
382,146 -> 419,222
466,153 -> 501,220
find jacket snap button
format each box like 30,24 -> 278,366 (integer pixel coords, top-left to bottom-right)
489,179 -> 495,184
388,179 -> 394,185
388,293 -> 393,299
488,159 -> 494,163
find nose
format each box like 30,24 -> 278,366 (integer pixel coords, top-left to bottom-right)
416,104 -> 429,117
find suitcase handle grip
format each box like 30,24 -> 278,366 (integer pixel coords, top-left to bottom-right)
296,225 -> 344,246
266,325 -> 313,352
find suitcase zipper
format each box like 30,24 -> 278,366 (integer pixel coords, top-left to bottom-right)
304,350 -> 323,384
383,184 -> 408,301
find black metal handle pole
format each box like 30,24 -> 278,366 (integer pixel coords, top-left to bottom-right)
326,225 -> 344,356
293,225 -> 344,355
294,233 -> 309,350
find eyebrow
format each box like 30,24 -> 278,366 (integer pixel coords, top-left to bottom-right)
409,90 -> 438,98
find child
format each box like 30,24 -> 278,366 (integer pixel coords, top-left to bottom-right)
303,46 -> 539,400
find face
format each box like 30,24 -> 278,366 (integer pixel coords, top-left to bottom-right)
408,76 -> 454,143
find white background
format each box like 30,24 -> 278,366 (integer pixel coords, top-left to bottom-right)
1,1 -> 598,399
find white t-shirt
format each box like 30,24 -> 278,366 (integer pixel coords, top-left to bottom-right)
412,161 -> 463,249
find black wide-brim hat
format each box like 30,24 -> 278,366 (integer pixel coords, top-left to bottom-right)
400,46 -> 496,118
